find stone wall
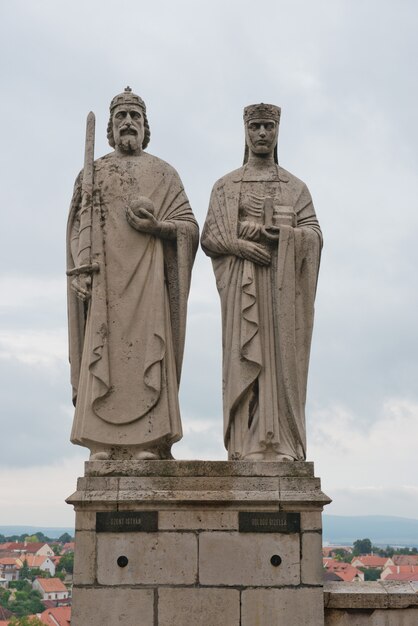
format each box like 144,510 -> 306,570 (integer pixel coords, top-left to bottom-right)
324,581 -> 418,625
68,460 -> 330,625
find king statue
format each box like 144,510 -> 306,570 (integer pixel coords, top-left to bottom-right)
201,103 -> 322,462
66,88 -> 199,460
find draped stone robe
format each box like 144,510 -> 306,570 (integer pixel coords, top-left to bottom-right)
67,151 -> 198,454
201,164 -> 322,460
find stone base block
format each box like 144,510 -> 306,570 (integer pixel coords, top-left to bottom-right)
71,588 -> 154,625
68,460 -> 330,626
159,588 -> 240,626
242,588 -> 325,626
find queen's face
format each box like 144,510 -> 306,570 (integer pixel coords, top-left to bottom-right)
245,118 -> 278,156
112,104 -> 145,153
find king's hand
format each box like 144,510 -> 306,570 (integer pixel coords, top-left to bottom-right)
71,274 -> 92,302
126,197 -> 176,240
126,196 -> 160,236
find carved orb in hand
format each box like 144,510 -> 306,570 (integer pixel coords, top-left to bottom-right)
131,196 -> 155,216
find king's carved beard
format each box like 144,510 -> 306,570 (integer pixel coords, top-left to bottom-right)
117,131 -> 141,154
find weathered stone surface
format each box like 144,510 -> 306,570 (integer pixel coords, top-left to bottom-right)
71,588 -> 154,626
96,532 -> 197,585
379,580 -> 418,607
158,588 -> 240,626
201,103 -> 321,461
85,459 -> 315,477
325,608 -> 418,625
118,475 -> 281,492
69,462 -> 330,625
324,581 -> 418,610
199,531 -> 300,586
301,531 -> 323,584
324,581 -> 418,624
159,509 -> 238,530
73,531 -> 96,585
242,588 -> 324,625
301,511 -> 323,531
67,460 -> 330,511
279,476 -> 330,505
67,88 -> 198,461
75,510 -> 96,531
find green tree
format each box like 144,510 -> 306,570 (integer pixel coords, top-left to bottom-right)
8,580 -> 31,593
57,552 -> 74,574
58,532 -> 73,543
9,617 -> 44,626
8,589 -> 44,617
332,549 -> 352,563
363,567 -> 381,581
52,544 -> 61,556
19,560 -> 31,580
0,587 -> 11,607
353,538 -> 372,556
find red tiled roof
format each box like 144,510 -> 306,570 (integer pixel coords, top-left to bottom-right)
2,542 -> 50,553
20,554 -> 50,568
386,565 -> 418,573
40,606 -> 71,625
22,542 -> 50,553
323,558 -> 364,582
385,572 -> 418,581
352,555 -> 389,568
35,577 -> 68,593
0,558 -> 18,566
392,555 -> 418,566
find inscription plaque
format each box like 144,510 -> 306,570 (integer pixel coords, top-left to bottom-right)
239,512 -> 300,533
96,511 -> 158,533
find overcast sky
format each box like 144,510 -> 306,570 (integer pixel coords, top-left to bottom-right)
1,0 -> 417,527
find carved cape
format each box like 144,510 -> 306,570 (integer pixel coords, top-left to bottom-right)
201,165 -> 321,459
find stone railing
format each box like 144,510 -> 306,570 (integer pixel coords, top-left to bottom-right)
324,580 -> 418,625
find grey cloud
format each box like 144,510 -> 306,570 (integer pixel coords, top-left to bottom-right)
0,358 -> 84,467
0,0 -> 417,520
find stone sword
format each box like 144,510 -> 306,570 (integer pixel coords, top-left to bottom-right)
67,111 -> 99,278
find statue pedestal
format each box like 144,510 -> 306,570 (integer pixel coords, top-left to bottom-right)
67,460 -> 330,626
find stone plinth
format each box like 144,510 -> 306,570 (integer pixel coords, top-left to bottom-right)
67,460 -> 330,626
324,581 -> 418,625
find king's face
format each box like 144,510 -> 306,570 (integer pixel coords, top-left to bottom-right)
112,104 -> 145,154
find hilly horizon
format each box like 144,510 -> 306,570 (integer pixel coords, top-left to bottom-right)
323,514 -> 418,547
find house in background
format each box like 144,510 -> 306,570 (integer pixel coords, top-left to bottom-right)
0,558 -> 20,584
61,543 -> 75,555
18,554 -> 56,576
38,606 -> 72,625
381,565 -> 418,581
392,555 -> 418,567
33,577 -> 70,604
351,555 -> 394,570
5,542 -> 54,558
323,558 -> 365,582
